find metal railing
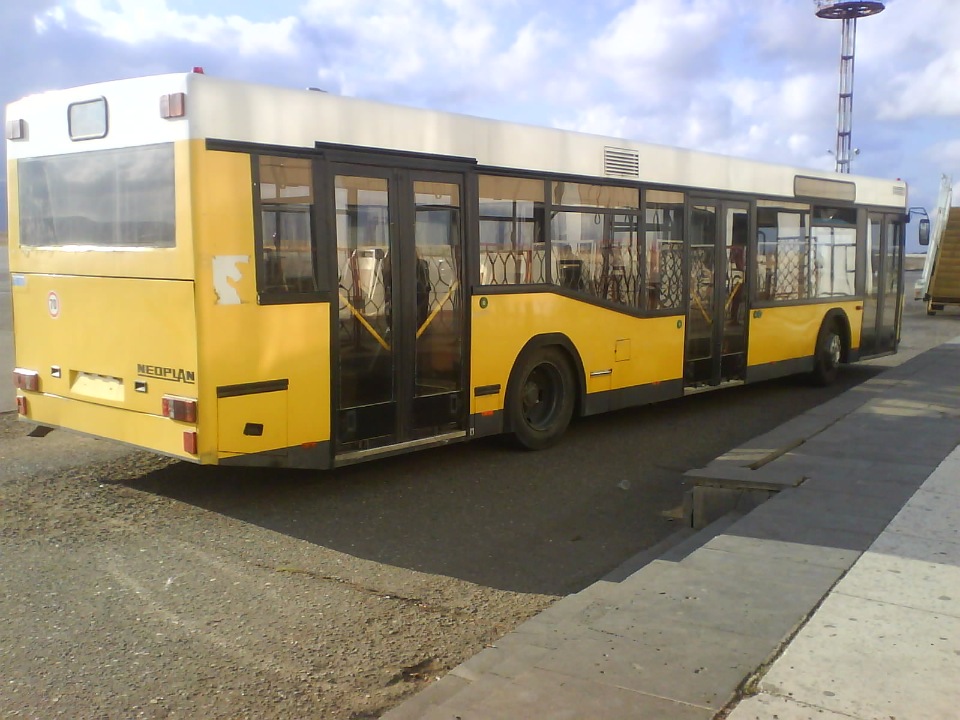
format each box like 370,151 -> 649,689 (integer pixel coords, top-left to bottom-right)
916,175 -> 954,299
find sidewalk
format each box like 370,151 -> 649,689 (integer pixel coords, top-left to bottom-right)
383,337 -> 960,719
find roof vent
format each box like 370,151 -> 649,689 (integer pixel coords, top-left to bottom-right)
604,147 -> 639,179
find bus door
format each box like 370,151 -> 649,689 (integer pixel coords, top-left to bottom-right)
685,200 -> 750,388
861,213 -> 904,356
331,164 -> 467,456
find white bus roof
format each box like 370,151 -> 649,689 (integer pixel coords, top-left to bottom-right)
6,72 -> 907,209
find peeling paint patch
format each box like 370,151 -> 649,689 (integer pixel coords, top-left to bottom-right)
212,255 -> 249,305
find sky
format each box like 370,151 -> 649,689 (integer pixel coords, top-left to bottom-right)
3,0 -> 959,250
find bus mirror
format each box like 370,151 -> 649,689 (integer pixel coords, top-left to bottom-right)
918,218 -> 930,246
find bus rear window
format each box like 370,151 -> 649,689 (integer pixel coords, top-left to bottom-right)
18,143 -> 175,248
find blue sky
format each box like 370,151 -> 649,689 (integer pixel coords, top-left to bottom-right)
3,0 -> 959,248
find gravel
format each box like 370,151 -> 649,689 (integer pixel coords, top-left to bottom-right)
0,413 -> 555,719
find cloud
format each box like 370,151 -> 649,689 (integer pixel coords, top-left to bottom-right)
34,6 -> 66,33
586,0 -> 733,108
69,0 -> 301,56
1,0 -> 957,231
879,50 -> 960,120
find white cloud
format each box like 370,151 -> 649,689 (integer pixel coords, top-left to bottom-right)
68,0 -> 300,56
586,0 -> 733,109
857,0 -> 960,121
2,0 -> 956,224
748,0 -> 835,63
879,50 -> 960,120
34,6 -> 66,33
931,140 -> 960,169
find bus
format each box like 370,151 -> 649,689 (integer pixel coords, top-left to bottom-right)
6,71 -> 907,468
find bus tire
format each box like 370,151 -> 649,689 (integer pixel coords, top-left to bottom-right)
507,346 -> 576,450
811,320 -> 843,386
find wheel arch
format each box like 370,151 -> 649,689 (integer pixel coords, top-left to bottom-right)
819,308 -> 853,363
504,333 -> 586,431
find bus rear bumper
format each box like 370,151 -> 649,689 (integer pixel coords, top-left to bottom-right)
15,392 -> 200,463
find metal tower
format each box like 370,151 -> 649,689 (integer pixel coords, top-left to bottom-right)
815,1 -> 885,173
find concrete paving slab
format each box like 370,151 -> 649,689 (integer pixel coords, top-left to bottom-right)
752,454 -> 935,497
917,453 -> 960,498
456,667 -> 715,720
380,674 -> 472,720
491,615 -> 590,651
533,627 -> 759,711
834,545 -> 960,618
761,481 -> 916,522
451,640 -> 554,682
725,518 -> 875,555
723,412 -> 841,458
582,560 -> 835,643
799,385 -> 881,417
700,533 -> 861,571
758,592 -> 960,720
726,692 -> 855,720
857,395 -> 960,419
883,489 -> 960,544
684,463 -> 801,490
867,523 -> 960,566
725,495 -> 889,551
796,467 -> 933,500
797,416 -> 960,465
410,673 -> 518,720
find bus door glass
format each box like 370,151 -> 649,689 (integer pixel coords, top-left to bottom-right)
862,212 -> 903,355
685,200 -> 749,387
332,166 -> 466,453
880,215 -> 904,351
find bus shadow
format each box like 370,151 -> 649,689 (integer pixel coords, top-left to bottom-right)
125,365 -> 886,597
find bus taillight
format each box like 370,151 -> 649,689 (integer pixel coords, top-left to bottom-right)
16,396 -> 28,415
161,395 -> 197,423
13,368 -> 40,392
183,431 -> 198,455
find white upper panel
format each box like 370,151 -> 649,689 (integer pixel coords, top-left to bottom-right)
6,74 -> 191,158
6,72 -> 908,209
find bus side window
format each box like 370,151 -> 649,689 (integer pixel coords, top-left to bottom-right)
643,190 -> 684,311
257,155 -> 319,297
755,201 -> 811,303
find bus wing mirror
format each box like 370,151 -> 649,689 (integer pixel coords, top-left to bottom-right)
918,218 -> 931,246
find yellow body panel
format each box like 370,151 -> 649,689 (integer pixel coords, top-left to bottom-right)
188,143 -> 332,462
470,293 -> 685,413
10,142 -> 332,464
747,301 -> 862,366
11,274 -> 198,415
218,391 -> 288,454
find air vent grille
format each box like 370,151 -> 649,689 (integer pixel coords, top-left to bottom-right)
604,147 -> 639,178
892,186 -> 906,197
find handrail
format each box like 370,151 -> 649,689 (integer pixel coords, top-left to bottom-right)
916,175 -> 953,299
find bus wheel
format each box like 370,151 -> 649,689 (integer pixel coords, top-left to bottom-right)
811,321 -> 843,386
508,347 -> 576,450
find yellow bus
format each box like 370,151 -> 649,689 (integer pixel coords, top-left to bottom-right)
6,71 -> 907,468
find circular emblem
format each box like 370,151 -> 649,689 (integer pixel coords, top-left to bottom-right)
48,291 -> 60,319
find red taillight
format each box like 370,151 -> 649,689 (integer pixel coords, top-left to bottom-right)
183,430 -> 198,455
13,368 -> 40,392
161,395 -> 197,423
16,396 -> 28,415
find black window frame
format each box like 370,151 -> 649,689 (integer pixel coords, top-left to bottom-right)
251,151 -> 329,305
